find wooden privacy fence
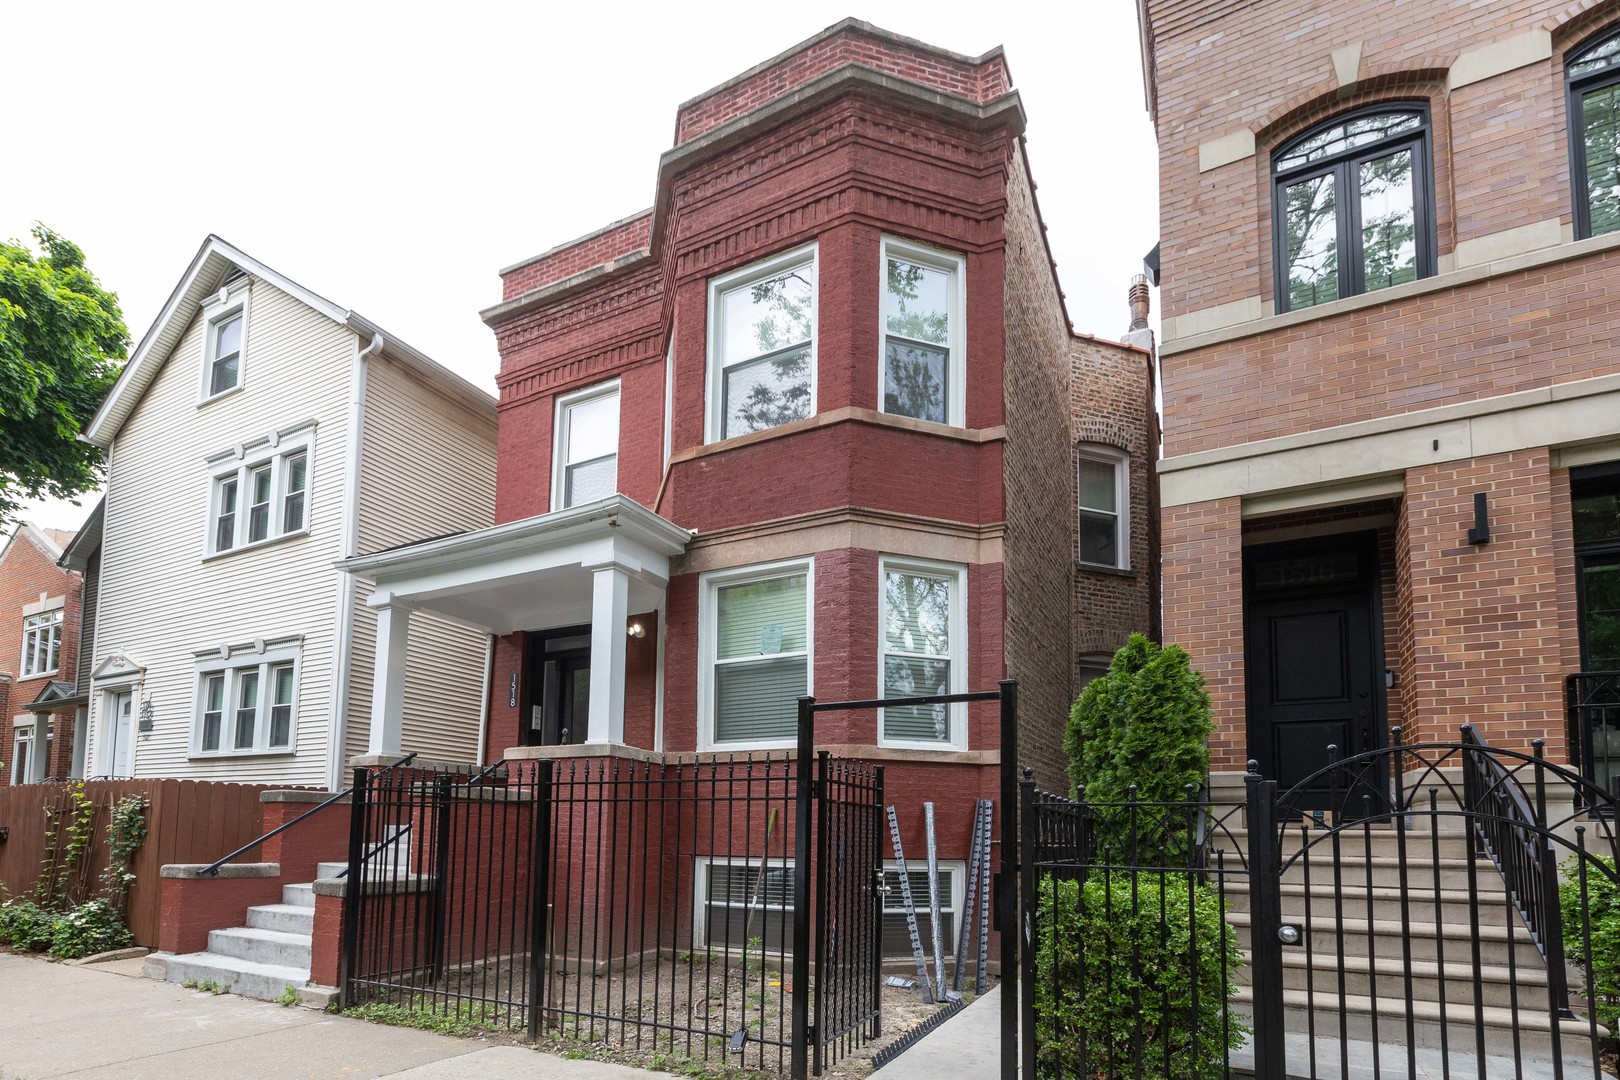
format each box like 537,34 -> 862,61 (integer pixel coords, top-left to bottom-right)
0,779 -> 291,947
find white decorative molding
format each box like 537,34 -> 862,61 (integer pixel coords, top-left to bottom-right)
1197,129 -> 1257,173
1162,295 -> 1264,341
1447,217 -> 1570,271
1332,42 -> 1364,87
1448,28 -> 1552,91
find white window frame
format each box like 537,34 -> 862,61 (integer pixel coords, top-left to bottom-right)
20,608 -> 63,678
198,279 -> 250,404
11,716 -> 41,785
205,424 -> 315,558
880,859 -> 965,959
878,556 -> 968,751
189,639 -> 301,758
1077,446 -> 1130,570
551,379 -> 621,512
693,855 -> 796,949
878,237 -> 967,428
705,243 -> 819,444
697,557 -> 815,753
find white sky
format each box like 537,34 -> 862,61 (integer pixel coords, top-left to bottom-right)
4,1 -> 1159,534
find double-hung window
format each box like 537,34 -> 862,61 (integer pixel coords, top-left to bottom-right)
881,238 -> 965,426
1569,28 -> 1620,239
553,382 -> 620,510
696,857 -> 794,950
1077,448 -> 1129,569
700,560 -> 813,749
879,558 -> 967,749
200,279 -> 249,400
1272,105 -> 1434,312
880,861 -> 964,959
707,245 -> 817,442
208,430 -> 311,556
194,642 -> 299,756
21,609 -> 63,677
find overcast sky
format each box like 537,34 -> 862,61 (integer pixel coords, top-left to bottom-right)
5,1 -> 1159,533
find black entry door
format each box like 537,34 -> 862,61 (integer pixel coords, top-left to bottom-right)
521,627 -> 591,747
1245,535 -> 1384,816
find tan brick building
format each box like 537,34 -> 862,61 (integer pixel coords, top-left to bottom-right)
1139,1 -> 1620,805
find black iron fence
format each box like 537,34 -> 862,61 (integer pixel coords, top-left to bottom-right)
1570,670 -> 1620,804
1017,728 -> 1620,1080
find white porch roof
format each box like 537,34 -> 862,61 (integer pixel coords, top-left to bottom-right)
337,495 -> 692,634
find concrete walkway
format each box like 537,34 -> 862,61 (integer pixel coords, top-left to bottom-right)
877,986 -> 1001,1079
0,953 -> 676,1080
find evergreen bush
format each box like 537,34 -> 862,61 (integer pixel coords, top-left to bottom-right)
1562,854 -> 1620,1031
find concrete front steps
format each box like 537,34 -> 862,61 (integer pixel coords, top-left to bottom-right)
147,862 -> 344,1001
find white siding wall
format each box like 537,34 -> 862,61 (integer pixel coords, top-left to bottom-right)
88,281 -> 353,786
346,355 -> 497,764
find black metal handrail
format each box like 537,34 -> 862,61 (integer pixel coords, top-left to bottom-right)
200,751 -> 418,877
1459,725 -> 1572,1017
1568,670 -> 1620,805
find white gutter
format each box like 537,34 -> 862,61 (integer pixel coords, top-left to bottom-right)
326,332 -> 382,790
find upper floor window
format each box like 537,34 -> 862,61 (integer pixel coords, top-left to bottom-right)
553,382 -> 620,511
1272,105 -> 1435,313
208,429 -> 311,557
1077,448 -> 1129,569
21,610 -> 63,677
1568,28 -> 1620,239
707,245 -> 817,442
200,279 -> 249,401
699,559 -> 813,749
881,238 -> 965,427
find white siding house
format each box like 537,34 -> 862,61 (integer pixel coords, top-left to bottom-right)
81,236 -> 497,790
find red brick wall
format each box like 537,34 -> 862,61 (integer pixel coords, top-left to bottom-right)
1161,499 -> 1246,771
0,527 -> 83,785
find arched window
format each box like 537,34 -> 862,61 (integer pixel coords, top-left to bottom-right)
1272,104 -> 1435,313
1568,26 -> 1620,238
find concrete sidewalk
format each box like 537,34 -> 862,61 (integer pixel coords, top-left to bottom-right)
877,986 -> 1001,1080
0,953 -> 675,1080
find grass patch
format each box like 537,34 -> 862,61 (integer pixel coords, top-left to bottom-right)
343,998 -> 521,1038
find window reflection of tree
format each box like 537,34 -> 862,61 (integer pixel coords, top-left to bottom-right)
734,270 -> 813,434
884,260 -> 948,422
884,572 -> 951,740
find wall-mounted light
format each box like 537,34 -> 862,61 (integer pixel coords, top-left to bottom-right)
1467,492 -> 1491,545
627,622 -> 646,639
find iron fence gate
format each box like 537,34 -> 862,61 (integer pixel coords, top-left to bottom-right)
339,694 -> 973,1078
1017,727 -> 1620,1080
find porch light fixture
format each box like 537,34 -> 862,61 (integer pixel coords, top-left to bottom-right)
627,621 -> 646,639
1467,491 -> 1491,545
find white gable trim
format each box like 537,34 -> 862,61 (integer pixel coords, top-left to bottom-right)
90,648 -> 147,684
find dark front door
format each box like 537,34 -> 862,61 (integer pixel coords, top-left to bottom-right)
1245,534 -> 1384,816
521,626 -> 591,747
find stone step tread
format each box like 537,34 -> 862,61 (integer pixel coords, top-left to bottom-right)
165,951 -> 310,983
1223,880 -> 1512,904
1229,986 -> 1605,1035
1224,909 -> 1535,942
1244,949 -> 1553,986
247,903 -> 316,920
315,862 -> 347,879
210,926 -> 312,947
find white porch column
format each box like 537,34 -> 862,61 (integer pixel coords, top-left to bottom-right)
368,601 -> 414,756
27,715 -> 48,783
586,565 -> 630,744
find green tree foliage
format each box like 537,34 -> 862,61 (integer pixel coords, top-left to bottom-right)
1035,874 -> 1245,1079
1562,855 -> 1620,1031
0,225 -> 127,522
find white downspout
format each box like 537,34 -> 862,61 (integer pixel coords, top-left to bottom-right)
475,635 -> 493,766
327,333 -> 382,790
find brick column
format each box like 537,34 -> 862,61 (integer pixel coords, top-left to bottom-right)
1162,496 -> 1246,779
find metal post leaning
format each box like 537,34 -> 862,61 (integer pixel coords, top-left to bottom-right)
790,695 -> 815,1080
527,759 -> 554,1042
1244,770 -> 1287,1080
338,765 -> 369,1010
997,679 -> 1018,1080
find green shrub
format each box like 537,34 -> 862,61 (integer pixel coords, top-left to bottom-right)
1035,873 -> 1244,1080
1063,635 -> 1212,859
1561,854 -> 1620,1031
0,899 -> 56,952
47,898 -> 133,960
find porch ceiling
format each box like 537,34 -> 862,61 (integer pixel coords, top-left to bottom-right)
336,496 -> 692,635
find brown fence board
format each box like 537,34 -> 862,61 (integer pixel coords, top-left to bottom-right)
0,779 -> 292,947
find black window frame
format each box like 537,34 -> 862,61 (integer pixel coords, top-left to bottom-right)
1271,101 -> 1437,314
1572,460 -> 1620,673
1566,25 -> 1620,240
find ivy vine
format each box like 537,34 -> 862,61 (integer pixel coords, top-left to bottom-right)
99,794 -> 149,911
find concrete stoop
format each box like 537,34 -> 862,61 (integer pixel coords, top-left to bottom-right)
145,861 -> 344,1003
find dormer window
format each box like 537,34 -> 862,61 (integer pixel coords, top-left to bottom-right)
200,279 -> 250,401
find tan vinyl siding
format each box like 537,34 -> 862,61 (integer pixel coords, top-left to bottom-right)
348,354 -> 497,764
88,281 -> 352,787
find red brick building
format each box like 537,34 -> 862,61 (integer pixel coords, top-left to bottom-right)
1139,0 -> 1620,805
0,522 -> 85,784
340,20 -> 1157,954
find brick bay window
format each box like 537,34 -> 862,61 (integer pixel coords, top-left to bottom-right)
21,609 -> 63,677
707,244 -> 817,442
879,557 -> 967,749
1077,447 -> 1129,569
881,237 -> 965,426
192,639 -> 300,756
199,277 -> 249,401
1568,27 -> 1620,239
552,380 -> 619,510
699,559 -> 813,750
206,425 -> 312,556
1272,104 -> 1435,312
